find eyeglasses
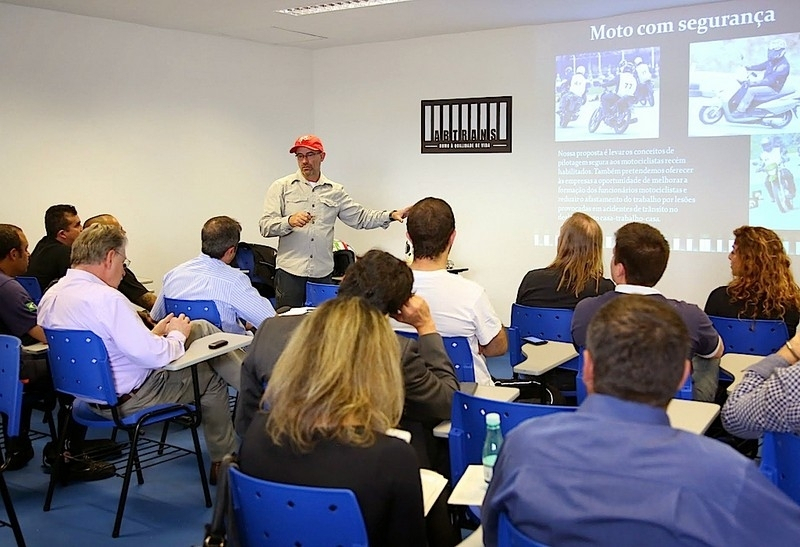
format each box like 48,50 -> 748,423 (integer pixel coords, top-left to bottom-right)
115,250 -> 131,268
295,151 -> 321,160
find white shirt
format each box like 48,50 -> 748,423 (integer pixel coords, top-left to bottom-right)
151,253 -> 276,335
391,269 -> 502,386
37,269 -> 186,395
569,74 -> 587,97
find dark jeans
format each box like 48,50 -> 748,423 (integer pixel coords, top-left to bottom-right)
274,269 -> 333,308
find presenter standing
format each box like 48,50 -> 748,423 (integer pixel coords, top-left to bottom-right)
259,134 -> 409,308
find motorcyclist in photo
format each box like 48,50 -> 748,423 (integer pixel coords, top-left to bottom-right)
733,38 -> 790,117
634,57 -> 654,103
758,136 -> 796,203
603,60 -> 637,115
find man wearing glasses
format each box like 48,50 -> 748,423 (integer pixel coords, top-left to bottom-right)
259,134 -> 409,308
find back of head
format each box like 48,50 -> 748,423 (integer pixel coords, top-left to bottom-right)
70,224 -> 127,267
729,225 -> 800,317
263,296 -> 403,452
587,295 -> 689,406
613,223 -> 669,286
337,249 -> 412,314
406,197 -> 455,260
201,216 -> 242,259
83,214 -> 120,230
44,204 -> 78,238
550,212 -> 605,296
0,224 -> 23,260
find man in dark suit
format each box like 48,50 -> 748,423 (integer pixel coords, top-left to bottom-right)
236,249 -> 458,466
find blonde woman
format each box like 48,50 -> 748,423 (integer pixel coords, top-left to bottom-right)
517,212 -> 614,309
705,225 -> 800,336
238,296 -> 426,546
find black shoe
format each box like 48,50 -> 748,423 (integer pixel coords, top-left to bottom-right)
80,439 -> 125,461
3,438 -> 34,471
62,457 -> 116,482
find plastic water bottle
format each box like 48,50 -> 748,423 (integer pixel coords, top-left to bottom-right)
482,412 -> 503,483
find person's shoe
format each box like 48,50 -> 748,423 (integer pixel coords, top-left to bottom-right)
209,461 -> 221,486
63,456 -> 116,482
80,439 -> 125,461
3,438 -> 34,471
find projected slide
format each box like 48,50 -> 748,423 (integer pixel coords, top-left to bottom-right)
536,1 -> 800,253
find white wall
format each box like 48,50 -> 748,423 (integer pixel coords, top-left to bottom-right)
0,3 -> 312,292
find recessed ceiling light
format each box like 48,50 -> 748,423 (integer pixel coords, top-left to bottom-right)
277,0 -> 412,17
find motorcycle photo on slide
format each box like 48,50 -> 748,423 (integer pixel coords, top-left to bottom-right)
755,159 -> 796,213
699,66 -> 800,129
557,91 -> 583,128
588,90 -> 638,134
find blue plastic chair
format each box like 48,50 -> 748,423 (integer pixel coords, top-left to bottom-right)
760,431 -> 800,505
397,332 -> 475,382
163,298 -> 222,329
498,512 -> 550,547
448,391 -> 575,487
304,282 -> 339,307
709,316 -> 789,356
229,466 -> 368,547
575,347 -> 693,404
42,328 -> 212,538
0,335 -> 26,547
15,276 -> 42,305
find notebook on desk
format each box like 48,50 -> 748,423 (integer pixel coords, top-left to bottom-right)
458,382 -> 478,395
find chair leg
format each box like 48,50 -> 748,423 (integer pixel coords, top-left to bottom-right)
43,408 -> 73,512
157,422 -> 170,456
189,423 -> 212,507
113,427 -> 143,538
0,473 -> 27,547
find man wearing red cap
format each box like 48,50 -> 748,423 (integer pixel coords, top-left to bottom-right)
259,134 -> 409,308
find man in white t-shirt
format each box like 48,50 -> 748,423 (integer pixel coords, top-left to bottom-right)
394,197 -> 507,385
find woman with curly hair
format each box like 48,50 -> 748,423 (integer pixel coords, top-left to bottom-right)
705,225 -> 800,336
516,212 -> 614,309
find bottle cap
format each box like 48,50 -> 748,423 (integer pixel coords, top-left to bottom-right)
485,412 -> 500,426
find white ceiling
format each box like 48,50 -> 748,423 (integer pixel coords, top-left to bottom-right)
1,0 -> 730,49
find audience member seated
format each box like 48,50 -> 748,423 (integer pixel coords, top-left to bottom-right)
152,216 -> 276,335
238,297 -> 427,546
572,222 -> 723,401
516,212 -> 614,309
483,295 -> 800,546
83,214 -> 158,312
37,223 -> 239,485
722,329 -> 800,438
237,249 -> 458,472
26,204 -> 82,292
394,197 -> 506,386
0,223 -> 113,480
705,225 -> 800,337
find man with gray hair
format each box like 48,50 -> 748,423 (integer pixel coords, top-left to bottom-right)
38,223 -> 238,485
152,216 -> 276,338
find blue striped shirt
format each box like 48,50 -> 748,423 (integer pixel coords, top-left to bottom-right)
152,254 -> 275,335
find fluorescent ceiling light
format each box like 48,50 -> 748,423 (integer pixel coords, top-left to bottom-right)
277,0 -> 412,17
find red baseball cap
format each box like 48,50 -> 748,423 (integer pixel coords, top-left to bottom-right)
289,134 -> 324,154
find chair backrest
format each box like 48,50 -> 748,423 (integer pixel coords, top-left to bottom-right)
709,316 -> 789,356
575,347 -> 694,403
510,304 -> 574,343
43,328 -> 118,406
498,512 -> 550,547
15,276 -> 42,305
397,332 -> 475,382
448,391 -> 575,485
234,242 -> 276,289
760,431 -> 800,505
228,467 -> 368,547
163,298 -> 222,330
0,335 -> 24,438
304,282 -> 339,307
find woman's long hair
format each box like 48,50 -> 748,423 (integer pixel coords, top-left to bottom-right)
262,296 -> 404,452
728,225 -> 800,319
548,212 -> 606,296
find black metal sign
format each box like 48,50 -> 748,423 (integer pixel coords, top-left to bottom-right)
421,96 -> 512,154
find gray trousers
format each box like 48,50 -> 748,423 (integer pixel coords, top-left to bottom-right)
96,320 -> 240,461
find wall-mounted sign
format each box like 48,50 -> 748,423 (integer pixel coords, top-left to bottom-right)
421,96 -> 512,154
